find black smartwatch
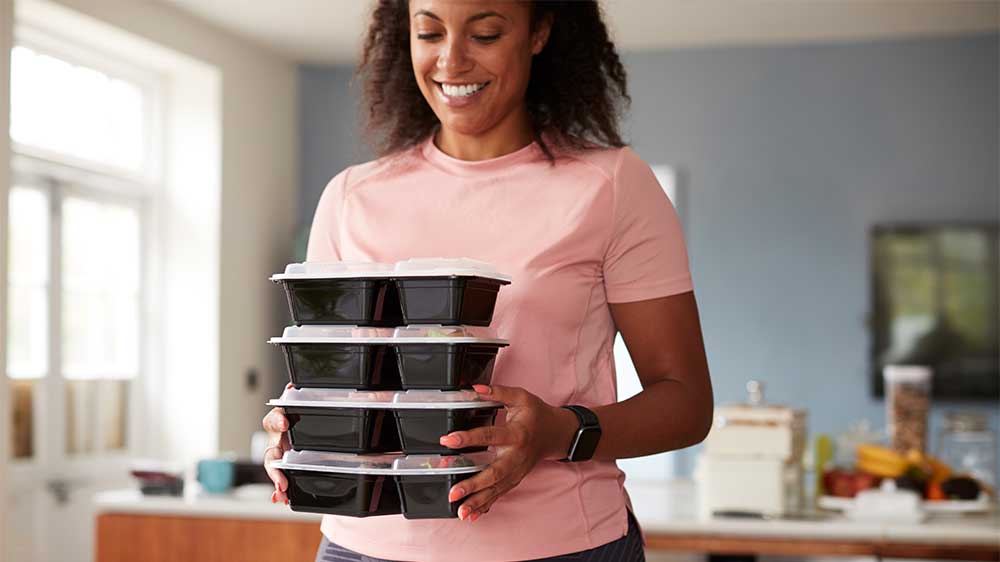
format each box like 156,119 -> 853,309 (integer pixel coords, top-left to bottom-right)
559,405 -> 602,462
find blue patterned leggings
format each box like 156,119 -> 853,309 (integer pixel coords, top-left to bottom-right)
315,511 -> 645,562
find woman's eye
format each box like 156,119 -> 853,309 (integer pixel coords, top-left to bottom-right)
416,33 -> 442,41
473,34 -> 501,43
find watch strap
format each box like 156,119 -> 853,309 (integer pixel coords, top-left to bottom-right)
559,405 -> 602,462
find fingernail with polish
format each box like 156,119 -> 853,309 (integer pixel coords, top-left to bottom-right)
449,487 -> 465,502
472,385 -> 490,394
470,512 -> 480,522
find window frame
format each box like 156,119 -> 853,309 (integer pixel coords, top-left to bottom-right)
11,23 -> 164,188
7,30 -> 162,471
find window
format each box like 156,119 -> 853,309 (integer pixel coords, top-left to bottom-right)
11,43 -> 151,175
7,35 -> 157,461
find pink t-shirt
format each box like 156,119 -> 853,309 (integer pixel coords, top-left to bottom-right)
306,135 -> 693,562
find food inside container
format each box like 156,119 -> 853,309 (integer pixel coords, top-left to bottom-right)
271,261 -> 403,326
272,450 -> 493,518
392,259 -> 511,327
391,325 -> 509,390
268,388 -> 502,455
392,390 -> 503,454
269,325 -> 401,390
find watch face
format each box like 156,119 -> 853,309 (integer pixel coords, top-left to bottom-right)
571,427 -> 602,461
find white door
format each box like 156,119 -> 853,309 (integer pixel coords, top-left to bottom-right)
5,36 -> 158,562
7,179 -> 145,562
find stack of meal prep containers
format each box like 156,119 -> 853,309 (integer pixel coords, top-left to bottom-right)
266,259 -> 511,519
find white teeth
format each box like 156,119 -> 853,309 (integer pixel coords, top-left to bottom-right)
440,82 -> 486,97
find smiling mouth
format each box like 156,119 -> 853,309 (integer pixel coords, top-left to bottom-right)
435,81 -> 490,98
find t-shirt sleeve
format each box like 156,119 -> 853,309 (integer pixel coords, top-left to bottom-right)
306,168 -> 350,261
603,147 -> 693,303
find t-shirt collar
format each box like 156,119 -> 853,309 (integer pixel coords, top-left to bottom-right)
420,131 -> 544,176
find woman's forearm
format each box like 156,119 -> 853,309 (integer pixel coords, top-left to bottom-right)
592,377 -> 713,460
545,377 -> 713,462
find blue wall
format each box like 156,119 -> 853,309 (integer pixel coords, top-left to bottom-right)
299,33 -> 999,477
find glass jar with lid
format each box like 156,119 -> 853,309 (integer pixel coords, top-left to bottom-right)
936,411 -> 997,489
883,365 -> 931,453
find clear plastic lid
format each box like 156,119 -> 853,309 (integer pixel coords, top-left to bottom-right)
270,261 -> 395,280
274,450 -> 493,475
268,388 -> 502,410
391,389 -> 501,409
268,324 -> 506,345
268,387 -> 397,409
390,325 -> 508,345
391,452 -> 494,474
268,325 -> 394,344
392,258 -> 512,283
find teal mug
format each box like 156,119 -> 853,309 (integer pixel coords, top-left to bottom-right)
197,458 -> 235,494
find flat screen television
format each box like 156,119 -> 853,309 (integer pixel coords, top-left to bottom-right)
871,223 -> 999,400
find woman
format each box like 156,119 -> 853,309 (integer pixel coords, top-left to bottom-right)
263,1 -> 714,560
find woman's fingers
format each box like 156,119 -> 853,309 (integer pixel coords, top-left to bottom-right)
264,433 -> 289,479
262,407 -> 288,434
447,454 -> 514,507
439,424 -> 510,449
262,407 -> 291,503
472,384 -> 531,407
457,477 -> 507,521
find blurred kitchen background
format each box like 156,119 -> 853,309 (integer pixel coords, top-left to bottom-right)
0,1 -> 997,562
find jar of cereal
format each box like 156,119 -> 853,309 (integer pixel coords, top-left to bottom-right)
883,365 -> 931,453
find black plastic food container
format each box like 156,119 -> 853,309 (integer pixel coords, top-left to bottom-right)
271,262 -> 403,326
279,278 -> 403,326
282,405 -> 400,454
269,389 -> 503,455
396,277 -> 508,327
272,259 -> 511,327
273,451 -> 491,519
390,326 -> 508,390
270,326 -> 402,390
395,473 -> 475,519
389,259 -> 511,326
283,469 -> 402,517
281,343 -> 400,389
394,407 -> 500,454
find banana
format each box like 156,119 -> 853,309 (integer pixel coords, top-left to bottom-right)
856,457 -> 907,478
857,444 -> 907,466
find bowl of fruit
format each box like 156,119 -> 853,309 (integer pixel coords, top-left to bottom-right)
819,444 -> 995,515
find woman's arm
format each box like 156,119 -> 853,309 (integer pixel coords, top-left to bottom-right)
444,290 -> 713,520
591,290 -> 714,459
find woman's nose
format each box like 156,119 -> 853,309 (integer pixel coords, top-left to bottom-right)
437,37 -> 473,73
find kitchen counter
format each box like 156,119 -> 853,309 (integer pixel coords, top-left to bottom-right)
628,480 -> 1000,560
628,480 -> 1000,544
94,487 -> 320,522
95,480 -> 1000,562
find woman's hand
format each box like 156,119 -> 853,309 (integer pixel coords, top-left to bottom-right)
439,384 -> 578,522
262,393 -> 293,504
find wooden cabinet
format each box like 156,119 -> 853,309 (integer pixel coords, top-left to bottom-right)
96,513 -> 322,562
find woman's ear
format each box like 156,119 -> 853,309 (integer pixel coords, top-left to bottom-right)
531,13 -> 554,55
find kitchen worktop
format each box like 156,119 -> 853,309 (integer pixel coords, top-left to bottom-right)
95,480 -> 999,545
94,487 -> 320,522
626,480 -> 1000,546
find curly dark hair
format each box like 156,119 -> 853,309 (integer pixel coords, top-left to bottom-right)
356,0 -> 630,161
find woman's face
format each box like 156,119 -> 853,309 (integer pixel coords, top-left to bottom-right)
409,0 -> 550,137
